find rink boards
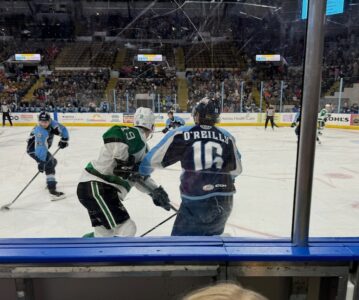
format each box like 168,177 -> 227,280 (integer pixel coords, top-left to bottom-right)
3,112 -> 359,129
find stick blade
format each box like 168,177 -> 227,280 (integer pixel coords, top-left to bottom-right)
1,206 -> 10,211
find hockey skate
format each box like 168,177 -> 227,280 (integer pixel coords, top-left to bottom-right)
82,232 -> 95,238
49,189 -> 66,201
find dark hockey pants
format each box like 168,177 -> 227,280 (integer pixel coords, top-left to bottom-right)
77,181 -> 130,230
171,195 -> 233,236
28,152 -> 57,190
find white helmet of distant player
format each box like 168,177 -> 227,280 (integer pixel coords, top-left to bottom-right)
133,107 -> 155,133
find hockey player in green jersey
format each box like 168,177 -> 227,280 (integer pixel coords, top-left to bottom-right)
77,107 -> 171,237
317,104 -> 331,135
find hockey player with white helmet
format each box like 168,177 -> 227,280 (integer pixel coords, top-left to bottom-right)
140,98 -> 242,236
317,104 -> 331,135
77,107 -> 171,238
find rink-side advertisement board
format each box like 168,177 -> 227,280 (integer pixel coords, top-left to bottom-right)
5,113 -> 359,129
351,114 -> 359,126
325,114 -> 351,127
220,113 -> 258,125
8,113 -> 37,123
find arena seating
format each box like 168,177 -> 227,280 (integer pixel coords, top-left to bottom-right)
0,71 -> 37,104
184,43 -> 240,69
54,42 -> 116,68
20,70 -> 110,112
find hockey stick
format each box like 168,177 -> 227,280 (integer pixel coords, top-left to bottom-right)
132,176 -> 179,236
1,147 -> 61,211
153,130 -> 164,134
132,176 -> 178,212
140,212 -> 178,237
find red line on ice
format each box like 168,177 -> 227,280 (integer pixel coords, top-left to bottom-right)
171,203 -> 280,238
227,222 -> 282,238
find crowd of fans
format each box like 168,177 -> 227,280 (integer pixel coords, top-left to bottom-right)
322,33 -> 359,95
185,69 -> 302,113
0,9 -> 358,113
29,70 -> 109,111
12,101 -> 109,113
0,71 -> 37,104
340,102 -> 359,114
118,64 -> 173,78
116,67 -> 177,112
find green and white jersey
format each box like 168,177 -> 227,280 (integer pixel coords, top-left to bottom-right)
318,108 -> 329,120
79,125 -> 157,198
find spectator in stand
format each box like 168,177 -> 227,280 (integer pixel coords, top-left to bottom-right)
351,103 -> 359,113
341,102 -> 352,113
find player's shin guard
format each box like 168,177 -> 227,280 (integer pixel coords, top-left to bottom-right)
94,219 -> 137,237
46,174 -> 57,191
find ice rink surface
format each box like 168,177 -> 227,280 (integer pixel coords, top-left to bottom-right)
0,125 -> 358,238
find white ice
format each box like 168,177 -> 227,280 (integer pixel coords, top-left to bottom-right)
0,126 -> 358,238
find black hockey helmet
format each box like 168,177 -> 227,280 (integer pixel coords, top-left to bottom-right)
38,111 -> 51,122
192,97 -> 221,125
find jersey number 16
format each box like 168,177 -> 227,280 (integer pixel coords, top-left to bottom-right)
192,141 -> 224,171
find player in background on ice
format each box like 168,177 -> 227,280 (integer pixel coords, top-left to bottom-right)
139,98 -> 242,236
264,105 -> 279,130
162,111 -> 185,134
77,107 -> 171,238
317,104 -> 331,135
26,112 -> 69,199
291,109 -> 321,144
1,101 -> 13,127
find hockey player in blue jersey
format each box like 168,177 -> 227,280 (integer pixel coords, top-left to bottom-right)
140,98 -> 242,236
162,111 -> 185,134
27,112 -> 69,199
291,110 -> 301,138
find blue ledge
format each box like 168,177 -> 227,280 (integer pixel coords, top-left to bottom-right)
0,237 -> 358,264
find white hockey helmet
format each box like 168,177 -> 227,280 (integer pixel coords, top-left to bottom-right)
133,107 -> 155,132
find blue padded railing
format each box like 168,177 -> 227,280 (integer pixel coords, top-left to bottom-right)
0,237 -> 358,264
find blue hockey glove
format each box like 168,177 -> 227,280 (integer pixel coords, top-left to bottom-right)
150,186 -> 171,211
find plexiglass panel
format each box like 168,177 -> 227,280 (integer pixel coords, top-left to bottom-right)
0,0 -> 307,238
310,2 -> 359,237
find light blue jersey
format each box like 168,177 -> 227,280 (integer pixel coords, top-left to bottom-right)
165,116 -> 185,130
27,120 -> 69,161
